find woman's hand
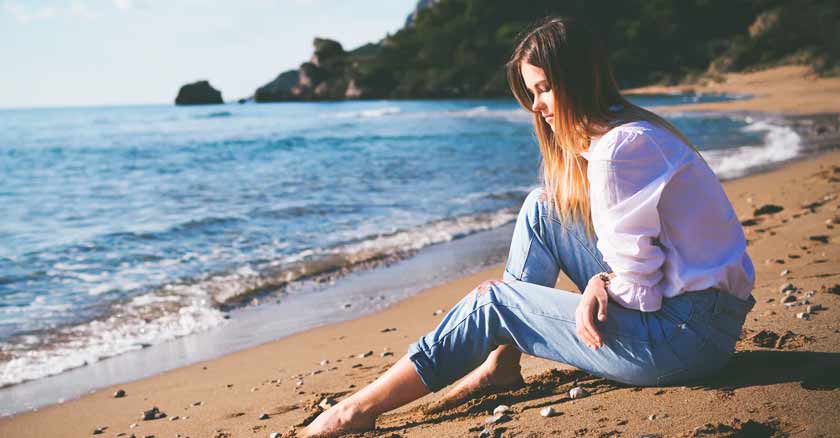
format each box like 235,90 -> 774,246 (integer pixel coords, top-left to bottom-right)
575,274 -> 614,349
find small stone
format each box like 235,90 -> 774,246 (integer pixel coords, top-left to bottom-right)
319,397 -> 336,410
259,413 -> 270,420
433,309 -> 444,316
781,295 -> 797,304
251,387 -> 259,392
478,428 -> 492,438
169,416 -> 179,421
343,303 -> 352,309
540,407 -> 556,417
780,269 -> 790,276
357,351 -> 373,358
310,370 -> 322,376
809,235 -> 829,244
648,414 -> 657,420
569,386 -> 589,399
142,407 -> 166,421
381,351 -> 394,357
319,360 -> 330,366
796,312 -> 811,320
780,283 -> 795,293
484,413 -> 511,425
493,405 -> 510,415
270,433 -> 281,438
805,290 -> 816,297
129,423 -> 138,429
93,427 -> 106,435
114,389 -> 126,398
296,380 -> 304,387
807,304 -> 823,313
351,364 -> 363,368
753,204 -> 783,216
192,401 -> 202,406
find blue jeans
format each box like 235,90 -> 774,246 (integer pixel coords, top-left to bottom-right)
408,188 -> 755,390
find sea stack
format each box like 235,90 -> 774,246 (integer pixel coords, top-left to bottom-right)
175,80 -> 224,105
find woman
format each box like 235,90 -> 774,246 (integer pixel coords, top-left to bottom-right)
302,16 -> 755,437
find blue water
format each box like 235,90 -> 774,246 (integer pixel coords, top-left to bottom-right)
0,95 -> 801,388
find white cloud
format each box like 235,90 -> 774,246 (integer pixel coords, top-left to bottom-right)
3,1 -> 96,23
113,0 -> 132,10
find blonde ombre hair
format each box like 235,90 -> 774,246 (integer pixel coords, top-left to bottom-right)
505,17 -> 702,236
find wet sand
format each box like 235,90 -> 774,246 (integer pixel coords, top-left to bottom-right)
1,65 -> 839,437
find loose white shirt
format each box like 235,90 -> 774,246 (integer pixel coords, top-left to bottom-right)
581,120 -> 755,312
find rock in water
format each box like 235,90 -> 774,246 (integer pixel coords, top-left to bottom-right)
569,386 -> 588,399
175,80 -> 223,105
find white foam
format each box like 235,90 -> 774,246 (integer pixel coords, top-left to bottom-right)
702,120 -> 802,179
0,287 -> 226,387
333,107 -> 402,119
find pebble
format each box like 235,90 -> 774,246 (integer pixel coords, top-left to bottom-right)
319,359 -> 330,366
484,413 -> 510,425
259,413 -> 270,420
296,379 -> 304,387
540,407 -> 556,417
381,351 -> 394,357
478,428 -> 492,438
805,290 -> 816,297
807,304 -> 823,313
780,269 -> 790,276
781,295 -> 797,303
648,414 -> 657,420
796,312 -> 811,320
169,416 -> 179,421
114,389 -> 126,398
319,397 -> 336,410
493,405 -> 510,415
142,406 -> 166,421
753,204 -> 783,216
569,386 -> 589,399
780,283 -> 795,293
270,433 -> 281,438
192,401 -> 202,406
433,309 -> 444,316
251,387 -> 259,392
129,423 -> 138,429
343,303 -> 352,309
351,363 -> 363,368
380,327 -> 397,333
93,427 -> 106,435
357,351 -> 373,358
310,370 -> 322,376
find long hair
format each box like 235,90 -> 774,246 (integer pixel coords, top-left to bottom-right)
505,17 -> 701,236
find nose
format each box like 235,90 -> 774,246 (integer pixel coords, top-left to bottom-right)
531,94 -> 544,113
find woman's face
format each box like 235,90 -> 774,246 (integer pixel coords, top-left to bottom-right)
520,62 -> 556,130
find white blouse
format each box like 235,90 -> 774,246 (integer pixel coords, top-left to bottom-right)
581,121 -> 755,312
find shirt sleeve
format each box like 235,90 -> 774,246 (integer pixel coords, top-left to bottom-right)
587,128 -> 675,312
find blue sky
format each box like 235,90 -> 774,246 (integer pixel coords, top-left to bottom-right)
0,0 -> 418,108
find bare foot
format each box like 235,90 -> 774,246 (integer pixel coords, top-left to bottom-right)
422,356 -> 524,414
299,402 -> 375,438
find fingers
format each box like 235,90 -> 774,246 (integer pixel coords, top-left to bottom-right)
596,292 -> 608,322
575,298 -> 603,349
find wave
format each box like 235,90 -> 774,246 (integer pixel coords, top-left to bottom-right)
333,106 -> 402,119
702,120 -> 802,180
195,111 -> 233,119
0,208 -> 517,388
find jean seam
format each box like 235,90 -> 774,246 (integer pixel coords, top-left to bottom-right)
426,297 -> 650,350
544,214 -> 611,273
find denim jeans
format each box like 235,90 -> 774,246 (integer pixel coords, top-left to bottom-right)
408,188 -> 755,390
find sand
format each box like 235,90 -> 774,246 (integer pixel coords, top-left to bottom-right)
1,65 -> 839,438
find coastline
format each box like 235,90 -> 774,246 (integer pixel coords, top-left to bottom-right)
2,65 -> 839,437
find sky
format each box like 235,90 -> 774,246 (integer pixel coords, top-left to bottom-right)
0,0 -> 419,108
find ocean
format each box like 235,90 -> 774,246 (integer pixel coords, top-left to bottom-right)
0,95 -> 802,413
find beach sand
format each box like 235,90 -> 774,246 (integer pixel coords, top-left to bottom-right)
2,65 -> 839,438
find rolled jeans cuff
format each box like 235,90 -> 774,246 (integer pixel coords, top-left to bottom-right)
407,340 -> 444,392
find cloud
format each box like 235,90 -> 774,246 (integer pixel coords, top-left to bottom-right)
113,0 -> 132,10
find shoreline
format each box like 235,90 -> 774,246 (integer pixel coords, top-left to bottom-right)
2,64 -> 839,437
